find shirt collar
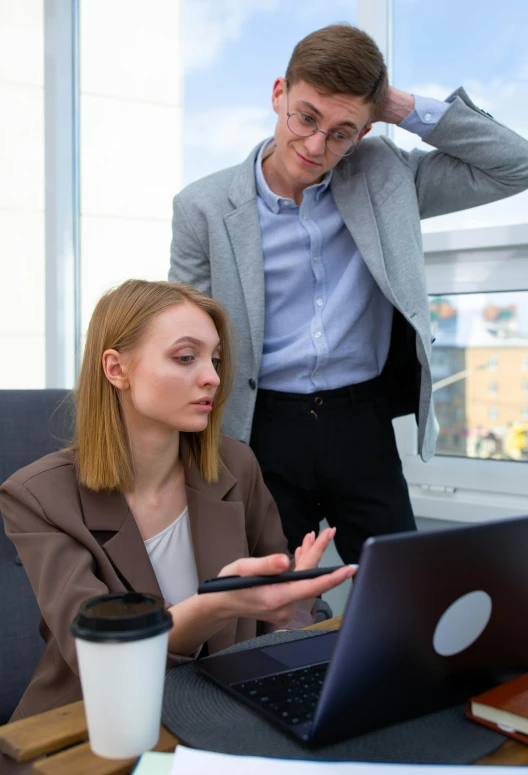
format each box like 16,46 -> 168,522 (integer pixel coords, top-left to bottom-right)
254,138 -> 332,214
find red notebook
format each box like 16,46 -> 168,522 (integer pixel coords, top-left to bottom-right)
466,673 -> 528,745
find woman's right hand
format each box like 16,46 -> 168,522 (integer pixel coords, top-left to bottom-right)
166,529 -> 354,656
201,532 -> 354,628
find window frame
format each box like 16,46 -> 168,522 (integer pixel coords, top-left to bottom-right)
44,0 -> 81,388
39,0 -> 528,526
394,224 -> 528,522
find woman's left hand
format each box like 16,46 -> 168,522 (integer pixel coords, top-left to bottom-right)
294,526 -> 337,571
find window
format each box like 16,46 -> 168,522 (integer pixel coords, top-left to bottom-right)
398,262 -> 528,521
182,1 -> 357,185
79,0 -> 183,337
393,0 -> 528,234
0,1 -> 45,387
430,290 -> 528,462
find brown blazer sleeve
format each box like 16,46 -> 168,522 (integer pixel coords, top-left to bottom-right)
0,477 -> 109,676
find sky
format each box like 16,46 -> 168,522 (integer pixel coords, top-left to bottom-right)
182,0 -> 528,232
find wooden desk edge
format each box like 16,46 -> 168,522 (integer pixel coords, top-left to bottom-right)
0,701 -> 87,762
1,616 -> 527,769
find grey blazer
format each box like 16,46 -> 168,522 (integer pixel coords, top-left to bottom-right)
170,88 -> 528,461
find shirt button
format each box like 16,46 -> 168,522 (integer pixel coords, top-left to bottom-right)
314,331 -> 322,339
316,298 -> 323,306
424,112 -> 432,121
248,378 -> 256,389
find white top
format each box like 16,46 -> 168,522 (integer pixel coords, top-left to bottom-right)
143,506 -> 199,606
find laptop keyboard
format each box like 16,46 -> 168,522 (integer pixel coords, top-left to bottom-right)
232,662 -> 329,726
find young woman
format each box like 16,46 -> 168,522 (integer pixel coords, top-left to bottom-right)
0,280 -> 354,720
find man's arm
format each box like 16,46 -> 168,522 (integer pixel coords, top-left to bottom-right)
376,86 -> 528,220
169,194 -> 212,295
374,85 -> 416,125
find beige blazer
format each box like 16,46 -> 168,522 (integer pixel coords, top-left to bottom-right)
0,436 -> 311,720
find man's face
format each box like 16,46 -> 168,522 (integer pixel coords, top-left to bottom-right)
270,78 -> 373,191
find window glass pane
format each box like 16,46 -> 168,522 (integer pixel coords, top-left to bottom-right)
0,0 -> 45,387
431,291 -> 528,461
80,0 -> 182,335
393,0 -> 528,233
183,0 -> 357,184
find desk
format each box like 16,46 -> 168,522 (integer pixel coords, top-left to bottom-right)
1,617 -> 527,774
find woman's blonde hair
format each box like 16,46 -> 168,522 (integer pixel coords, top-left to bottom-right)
72,280 -> 235,491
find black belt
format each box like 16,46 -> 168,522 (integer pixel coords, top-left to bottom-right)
256,374 -> 386,408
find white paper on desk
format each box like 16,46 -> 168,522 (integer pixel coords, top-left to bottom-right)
171,746 -> 528,775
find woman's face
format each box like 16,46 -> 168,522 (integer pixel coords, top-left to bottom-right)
119,301 -> 221,435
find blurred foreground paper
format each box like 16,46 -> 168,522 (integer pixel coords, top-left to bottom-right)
171,747 -> 528,774
134,751 -> 173,774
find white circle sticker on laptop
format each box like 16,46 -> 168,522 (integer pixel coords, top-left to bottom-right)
432,590 -> 492,657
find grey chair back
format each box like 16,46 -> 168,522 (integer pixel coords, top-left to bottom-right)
0,389 -> 72,722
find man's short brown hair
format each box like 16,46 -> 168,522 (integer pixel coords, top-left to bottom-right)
285,24 -> 388,115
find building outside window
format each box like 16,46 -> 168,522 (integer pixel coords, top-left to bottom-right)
430,292 -> 528,462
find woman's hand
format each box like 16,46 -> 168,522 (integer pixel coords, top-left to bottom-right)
205,534 -> 354,628
294,525 -> 336,571
166,529 -> 354,656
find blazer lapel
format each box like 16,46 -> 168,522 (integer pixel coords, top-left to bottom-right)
79,485 -> 162,598
331,166 -> 397,306
182,441 -> 246,583
79,439 -> 251,653
182,438 -> 247,651
225,144 -> 266,372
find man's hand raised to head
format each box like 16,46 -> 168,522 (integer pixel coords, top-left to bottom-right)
373,86 -> 415,125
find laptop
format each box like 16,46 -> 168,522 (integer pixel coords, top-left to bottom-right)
197,515 -> 528,746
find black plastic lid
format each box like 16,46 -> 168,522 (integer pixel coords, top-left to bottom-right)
70,592 -> 172,643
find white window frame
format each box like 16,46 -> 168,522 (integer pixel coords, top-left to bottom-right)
44,0 -> 81,388
394,224 -> 528,523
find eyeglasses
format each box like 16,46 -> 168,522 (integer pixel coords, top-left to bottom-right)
286,96 -> 361,158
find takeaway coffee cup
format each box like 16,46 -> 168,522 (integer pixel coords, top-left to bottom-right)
71,592 -> 172,759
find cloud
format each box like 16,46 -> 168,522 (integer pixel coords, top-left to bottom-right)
183,0 -> 278,71
183,0 -> 359,71
184,105 -> 274,154
299,0 -> 358,22
183,105 -> 275,183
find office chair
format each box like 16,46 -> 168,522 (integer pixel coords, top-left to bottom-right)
0,389 -> 71,722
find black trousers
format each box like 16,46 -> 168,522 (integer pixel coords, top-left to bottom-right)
249,378 -> 416,564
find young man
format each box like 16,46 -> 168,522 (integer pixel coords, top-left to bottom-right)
169,25 -> 528,563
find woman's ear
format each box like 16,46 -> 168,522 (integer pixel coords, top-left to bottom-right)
102,349 -> 129,390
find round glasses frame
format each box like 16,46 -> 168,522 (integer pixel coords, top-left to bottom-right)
286,111 -> 359,158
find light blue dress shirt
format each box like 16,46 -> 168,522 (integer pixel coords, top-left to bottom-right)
255,95 -> 449,393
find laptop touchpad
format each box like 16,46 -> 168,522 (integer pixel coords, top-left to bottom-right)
260,632 -> 338,669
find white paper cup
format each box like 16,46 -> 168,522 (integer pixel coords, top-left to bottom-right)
71,592 -> 172,759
